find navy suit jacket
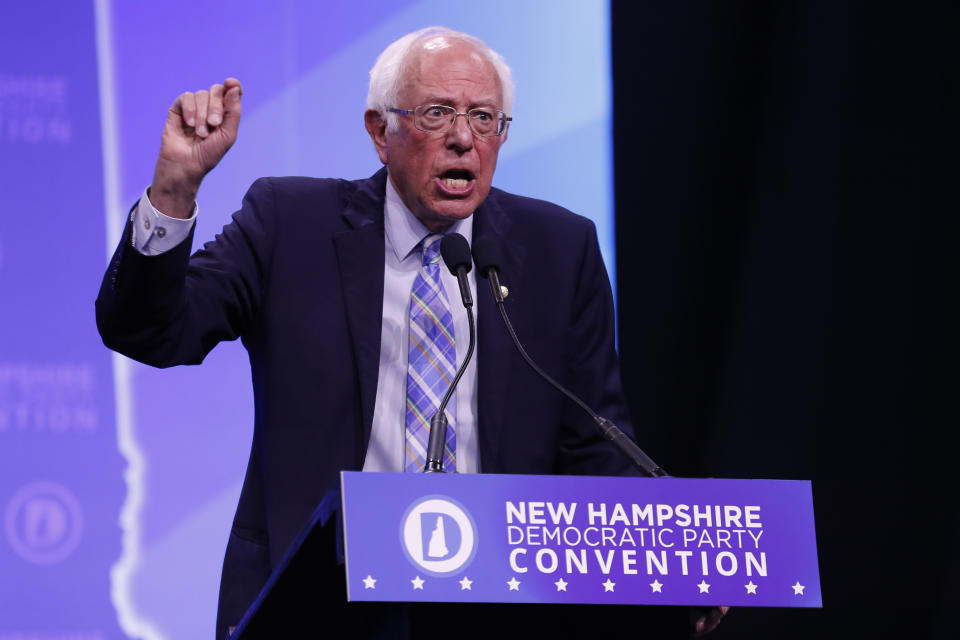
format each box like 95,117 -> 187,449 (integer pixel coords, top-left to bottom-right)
96,168 -> 640,636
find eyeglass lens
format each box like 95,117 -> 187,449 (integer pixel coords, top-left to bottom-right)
416,105 -> 503,136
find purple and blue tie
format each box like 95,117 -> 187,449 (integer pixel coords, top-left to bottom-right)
405,234 -> 457,472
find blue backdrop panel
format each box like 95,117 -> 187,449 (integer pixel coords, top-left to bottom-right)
0,2 -> 124,639
1,2 -> 612,638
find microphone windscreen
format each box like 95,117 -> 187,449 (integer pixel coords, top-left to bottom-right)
471,236 -> 502,279
440,233 -> 473,274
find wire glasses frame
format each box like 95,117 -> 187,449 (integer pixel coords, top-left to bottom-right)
388,104 -> 512,137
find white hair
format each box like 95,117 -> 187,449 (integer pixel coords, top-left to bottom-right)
367,26 -> 515,131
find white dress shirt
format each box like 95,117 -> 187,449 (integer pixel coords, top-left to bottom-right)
130,176 -> 480,473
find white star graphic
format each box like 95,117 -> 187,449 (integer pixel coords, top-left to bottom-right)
602,578 -> 616,592
459,576 -> 473,591
745,581 -> 757,594
792,581 -> 805,595
555,578 -> 568,592
697,580 -> 711,594
362,575 -> 376,589
411,576 -> 425,590
650,580 -> 663,593
507,577 -> 521,591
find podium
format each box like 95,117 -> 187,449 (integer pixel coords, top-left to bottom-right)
231,472 -> 821,638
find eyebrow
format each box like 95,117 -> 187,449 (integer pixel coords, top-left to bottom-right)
420,96 -> 502,109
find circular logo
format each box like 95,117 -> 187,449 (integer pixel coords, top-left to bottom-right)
4,481 -> 84,565
400,495 -> 477,576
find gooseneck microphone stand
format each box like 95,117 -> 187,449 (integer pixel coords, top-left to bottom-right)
471,236 -> 668,478
424,233 -> 476,473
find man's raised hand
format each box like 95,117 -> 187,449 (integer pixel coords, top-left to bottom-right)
150,78 -> 243,218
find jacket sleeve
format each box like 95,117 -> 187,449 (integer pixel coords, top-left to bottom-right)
555,220 -> 644,477
96,178 -> 277,367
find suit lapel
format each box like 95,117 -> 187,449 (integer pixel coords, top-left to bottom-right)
333,170 -> 388,456
474,189 -> 525,472
332,174 -> 526,471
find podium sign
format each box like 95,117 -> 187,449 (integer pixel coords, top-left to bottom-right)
341,472 -> 821,608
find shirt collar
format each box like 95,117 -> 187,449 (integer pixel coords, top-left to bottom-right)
384,172 -> 474,263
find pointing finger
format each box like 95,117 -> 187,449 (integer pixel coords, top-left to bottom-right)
207,83 -> 224,127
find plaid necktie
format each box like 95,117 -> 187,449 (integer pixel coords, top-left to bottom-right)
405,234 -> 457,472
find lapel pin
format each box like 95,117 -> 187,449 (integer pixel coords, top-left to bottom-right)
500,285 -> 509,299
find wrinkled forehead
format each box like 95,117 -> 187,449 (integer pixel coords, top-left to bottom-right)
400,36 -> 502,102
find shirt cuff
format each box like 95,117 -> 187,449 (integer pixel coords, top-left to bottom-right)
130,186 -> 198,255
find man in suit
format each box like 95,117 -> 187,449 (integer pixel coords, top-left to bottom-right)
97,27 -> 724,638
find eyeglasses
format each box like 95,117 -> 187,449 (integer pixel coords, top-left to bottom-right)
387,104 -> 512,137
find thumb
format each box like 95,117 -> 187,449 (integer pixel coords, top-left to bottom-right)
221,78 -> 243,136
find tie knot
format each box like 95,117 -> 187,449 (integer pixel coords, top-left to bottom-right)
421,234 -> 442,266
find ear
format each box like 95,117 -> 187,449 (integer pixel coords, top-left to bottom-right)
364,109 -> 389,165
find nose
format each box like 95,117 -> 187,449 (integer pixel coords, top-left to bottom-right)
444,112 -> 474,153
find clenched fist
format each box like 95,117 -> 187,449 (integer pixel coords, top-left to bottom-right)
150,78 -> 243,218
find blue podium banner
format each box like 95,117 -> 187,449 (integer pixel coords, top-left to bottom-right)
340,472 -> 822,608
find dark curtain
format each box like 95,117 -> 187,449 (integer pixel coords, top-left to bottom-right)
613,2 -> 950,638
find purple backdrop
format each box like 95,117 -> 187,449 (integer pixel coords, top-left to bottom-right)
0,2 -> 613,638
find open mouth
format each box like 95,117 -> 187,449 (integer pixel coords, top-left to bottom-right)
439,169 -> 475,191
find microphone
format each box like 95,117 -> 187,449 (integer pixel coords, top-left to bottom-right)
440,233 -> 473,308
471,237 -> 668,478
424,233 -> 477,473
